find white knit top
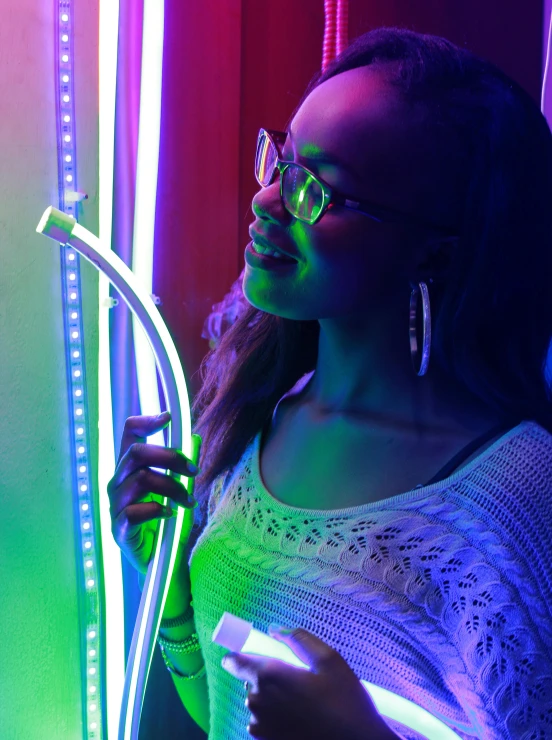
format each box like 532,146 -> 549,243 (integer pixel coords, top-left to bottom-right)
189,373 -> 552,740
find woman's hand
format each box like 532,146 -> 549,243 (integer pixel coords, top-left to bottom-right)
221,626 -> 400,740
106,412 -> 199,575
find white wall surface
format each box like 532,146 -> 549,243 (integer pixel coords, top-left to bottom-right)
0,0 -> 99,737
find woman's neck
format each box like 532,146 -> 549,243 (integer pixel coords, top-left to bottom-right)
307,313 -> 505,439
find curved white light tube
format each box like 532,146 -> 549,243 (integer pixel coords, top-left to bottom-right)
36,206 -> 198,740
213,613 -> 466,740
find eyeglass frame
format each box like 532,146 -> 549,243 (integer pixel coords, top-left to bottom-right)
256,128 -> 459,235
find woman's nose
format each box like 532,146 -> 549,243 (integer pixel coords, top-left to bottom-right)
251,180 -> 290,223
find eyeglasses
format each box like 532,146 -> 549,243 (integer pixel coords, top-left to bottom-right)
255,128 -> 458,233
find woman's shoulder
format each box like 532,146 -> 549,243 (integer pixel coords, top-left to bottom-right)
467,418 -> 552,506
505,418 -> 552,463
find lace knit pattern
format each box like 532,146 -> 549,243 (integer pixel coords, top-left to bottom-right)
189,416 -> 552,740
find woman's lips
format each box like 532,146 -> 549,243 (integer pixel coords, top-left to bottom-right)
245,241 -> 299,268
248,228 -> 299,261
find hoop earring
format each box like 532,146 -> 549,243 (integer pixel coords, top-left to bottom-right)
409,282 -> 431,377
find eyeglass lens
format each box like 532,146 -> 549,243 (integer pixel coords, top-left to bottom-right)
255,131 -> 325,224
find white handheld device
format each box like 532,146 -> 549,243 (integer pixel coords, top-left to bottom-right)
213,612 -> 467,740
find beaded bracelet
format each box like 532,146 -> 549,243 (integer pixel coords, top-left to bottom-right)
159,643 -> 206,681
160,601 -> 194,629
158,631 -> 201,655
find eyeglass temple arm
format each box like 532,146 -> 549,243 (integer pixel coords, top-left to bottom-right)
335,194 -> 459,235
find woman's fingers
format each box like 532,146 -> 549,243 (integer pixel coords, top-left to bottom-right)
112,501 -> 173,546
107,416 -> 199,515
111,442 -> 197,492
117,413 -> 170,465
222,653 -> 266,690
268,626 -> 339,672
107,412 -> 201,574
246,718 -> 270,740
108,467 -> 194,519
222,654 -> 294,694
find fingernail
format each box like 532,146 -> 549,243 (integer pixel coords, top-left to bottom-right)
161,506 -> 175,517
270,624 -> 294,636
156,411 -> 170,420
188,462 -> 199,474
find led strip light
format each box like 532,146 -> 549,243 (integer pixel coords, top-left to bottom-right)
54,4 -> 105,738
36,207 -> 199,740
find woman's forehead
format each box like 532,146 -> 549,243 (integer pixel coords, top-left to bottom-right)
290,66 -> 463,223
291,67 -> 425,174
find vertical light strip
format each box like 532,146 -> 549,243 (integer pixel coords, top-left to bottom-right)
54,3 -> 104,738
98,0 -> 126,738
132,0 -> 165,446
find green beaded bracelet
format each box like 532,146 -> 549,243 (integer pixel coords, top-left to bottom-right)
158,631 -> 200,654
159,644 -> 206,681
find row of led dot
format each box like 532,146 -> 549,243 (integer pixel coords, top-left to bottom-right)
87,626 -> 100,730
67,269 -> 101,733
58,4 -> 103,737
60,9 -> 77,192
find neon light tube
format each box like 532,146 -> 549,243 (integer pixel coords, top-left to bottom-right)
213,612 -> 466,740
542,5 -> 552,114
98,0 -> 126,736
36,206 -> 199,740
132,0 -> 166,453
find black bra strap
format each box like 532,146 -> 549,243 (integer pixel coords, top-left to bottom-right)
421,421 -> 518,487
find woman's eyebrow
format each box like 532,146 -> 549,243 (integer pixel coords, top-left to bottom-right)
286,129 -> 362,181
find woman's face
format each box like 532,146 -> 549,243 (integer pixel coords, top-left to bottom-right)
243,65 -> 459,322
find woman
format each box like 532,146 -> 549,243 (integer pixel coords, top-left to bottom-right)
108,28 -> 552,740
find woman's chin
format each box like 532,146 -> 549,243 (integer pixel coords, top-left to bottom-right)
242,272 -> 326,321
242,279 -> 287,318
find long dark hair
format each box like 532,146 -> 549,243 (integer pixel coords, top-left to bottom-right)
190,27 -> 552,516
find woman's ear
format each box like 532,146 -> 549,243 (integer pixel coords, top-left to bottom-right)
416,235 -> 460,281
